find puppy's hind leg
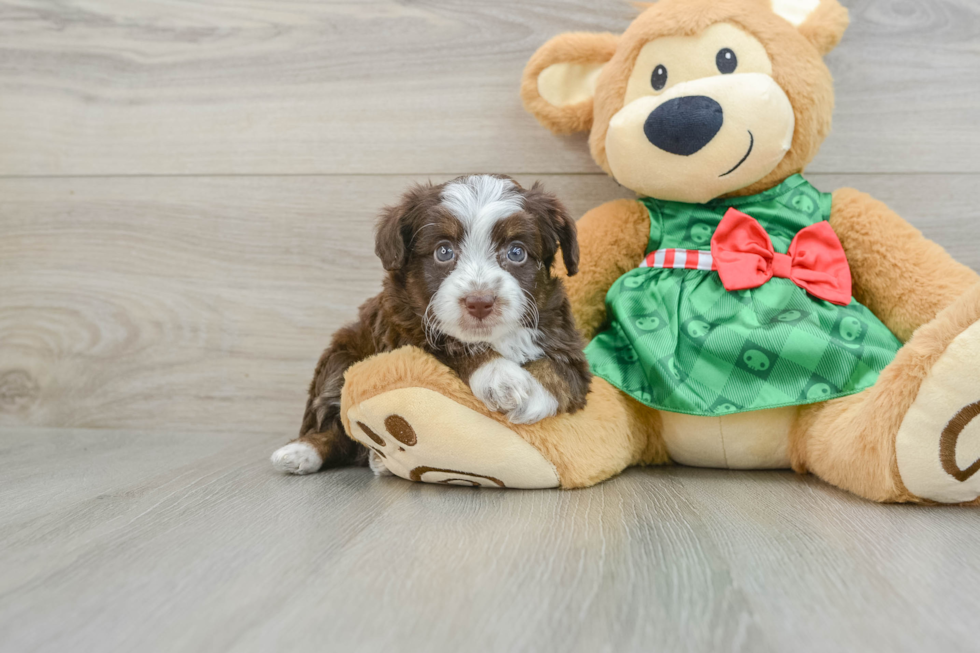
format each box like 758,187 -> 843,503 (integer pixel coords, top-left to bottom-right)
272,385 -> 370,474
272,322 -> 375,475
272,427 -> 367,475
367,449 -> 394,477
271,439 -> 326,475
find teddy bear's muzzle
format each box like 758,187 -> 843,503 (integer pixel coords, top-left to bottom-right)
643,95 -> 724,156
606,73 -> 795,204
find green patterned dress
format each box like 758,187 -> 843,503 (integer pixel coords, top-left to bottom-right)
584,175 -> 902,417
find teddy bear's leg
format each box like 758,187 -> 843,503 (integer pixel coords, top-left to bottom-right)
790,283 -> 980,503
340,346 -> 667,489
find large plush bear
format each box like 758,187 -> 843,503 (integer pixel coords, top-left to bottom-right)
338,0 -> 980,503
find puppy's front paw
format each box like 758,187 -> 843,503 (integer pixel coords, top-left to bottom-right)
470,358 -> 528,413
507,385 -> 560,424
368,449 -> 394,477
270,442 -> 323,475
469,359 -> 559,425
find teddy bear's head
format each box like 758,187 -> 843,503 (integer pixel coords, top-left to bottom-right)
522,0 -> 849,204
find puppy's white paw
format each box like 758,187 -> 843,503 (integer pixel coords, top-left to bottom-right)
507,384 -> 560,424
368,449 -> 394,477
470,358 -> 530,413
470,358 -> 559,425
270,442 -> 323,475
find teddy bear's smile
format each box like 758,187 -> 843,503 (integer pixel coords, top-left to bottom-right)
720,130 -> 754,177
604,21 -> 796,204
606,71 -> 794,203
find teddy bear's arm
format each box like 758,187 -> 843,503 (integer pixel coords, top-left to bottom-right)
829,188 -> 979,342
558,199 -> 651,340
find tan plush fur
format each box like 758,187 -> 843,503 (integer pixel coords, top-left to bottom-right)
341,0 -> 980,502
829,189 -> 980,342
557,199 -> 651,340
521,32 -> 619,135
791,283 -> 980,502
340,347 -> 669,488
598,0 -> 840,197
515,0 -> 979,502
522,0 -> 848,199
798,0 -> 851,56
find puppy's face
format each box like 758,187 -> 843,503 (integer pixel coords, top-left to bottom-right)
375,175 -> 578,346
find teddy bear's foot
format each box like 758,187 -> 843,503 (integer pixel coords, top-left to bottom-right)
896,317 -> 980,504
796,284 -> 980,503
347,387 -> 560,488
340,346 -> 665,489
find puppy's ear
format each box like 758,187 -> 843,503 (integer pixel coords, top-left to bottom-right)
524,183 -> 580,277
374,204 -> 408,271
375,183 -> 434,271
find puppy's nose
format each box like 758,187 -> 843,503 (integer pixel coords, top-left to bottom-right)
644,95 -> 723,156
464,295 -> 495,320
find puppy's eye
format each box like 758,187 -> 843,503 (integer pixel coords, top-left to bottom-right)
506,244 -> 527,264
651,64 -> 668,91
434,242 -> 455,263
716,48 -> 737,74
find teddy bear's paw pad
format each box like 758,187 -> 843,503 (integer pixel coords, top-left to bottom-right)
896,320 -> 980,503
346,387 -> 560,489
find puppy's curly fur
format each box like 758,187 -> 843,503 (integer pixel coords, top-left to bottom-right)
274,176 -> 591,473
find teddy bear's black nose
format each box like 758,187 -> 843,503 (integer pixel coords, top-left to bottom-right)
644,95 -> 724,156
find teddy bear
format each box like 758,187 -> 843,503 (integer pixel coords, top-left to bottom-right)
337,0 -> 980,503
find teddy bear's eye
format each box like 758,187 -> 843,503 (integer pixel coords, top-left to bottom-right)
650,64 -> 668,91
716,48 -> 737,74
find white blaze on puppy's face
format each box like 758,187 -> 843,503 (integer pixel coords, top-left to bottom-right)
432,175 -> 532,347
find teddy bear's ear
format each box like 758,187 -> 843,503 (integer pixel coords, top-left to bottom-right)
770,0 -> 850,56
521,32 -> 619,135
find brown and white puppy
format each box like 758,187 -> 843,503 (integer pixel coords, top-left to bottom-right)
271,174 -> 591,476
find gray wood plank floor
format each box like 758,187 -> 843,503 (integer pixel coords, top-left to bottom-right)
2,0 -> 980,651
3,173 -> 978,435
3,429 -> 980,653
1,0 -> 979,176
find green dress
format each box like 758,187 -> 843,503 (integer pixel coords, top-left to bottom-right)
584,175 -> 902,417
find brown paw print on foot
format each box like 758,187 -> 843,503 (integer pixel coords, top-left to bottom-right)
939,401 -> 980,483
345,388 -> 560,489
356,415 -> 414,458
409,467 -> 505,488
896,319 -> 980,504
355,416 -> 506,487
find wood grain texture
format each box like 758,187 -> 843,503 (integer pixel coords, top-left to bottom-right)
2,174 -> 977,435
1,429 -> 979,653
0,174 -> 628,434
1,1 -> 979,650
0,0 -> 978,176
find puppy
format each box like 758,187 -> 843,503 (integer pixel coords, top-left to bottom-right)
271,174 -> 591,476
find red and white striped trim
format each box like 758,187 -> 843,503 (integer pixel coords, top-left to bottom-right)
639,248 -> 716,271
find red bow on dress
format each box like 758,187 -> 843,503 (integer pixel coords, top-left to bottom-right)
710,208 -> 852,306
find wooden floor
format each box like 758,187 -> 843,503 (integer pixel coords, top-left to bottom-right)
2,1 -> 980,651
1,429 -> 979,653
